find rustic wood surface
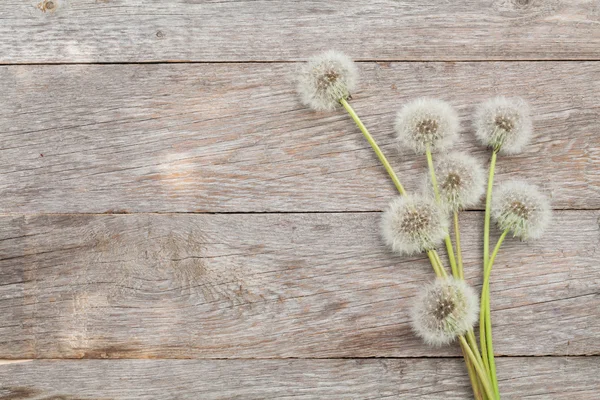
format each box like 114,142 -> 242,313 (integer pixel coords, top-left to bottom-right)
0,211 -> 598,359
1,1 -> 600,63
1,358 -> 599,399
1,0 -> 599,398
0,62 -> 598,213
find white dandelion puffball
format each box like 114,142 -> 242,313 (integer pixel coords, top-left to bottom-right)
410,277 -> 479,347
381,195 -> 449,256
492,180 -> 551,240
474,96 -> 533,154
297,50 -> 358,112
394,98 -> 460,154
427,152 -> 486,212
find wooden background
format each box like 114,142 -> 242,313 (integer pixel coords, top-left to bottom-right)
1,1 -> 599,398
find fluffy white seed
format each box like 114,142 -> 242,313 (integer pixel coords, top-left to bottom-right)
394,98 -> 460,154
425,152 -> 486,212
296,50 -> 358,112
492,180 -> 551,240
474,97 -> 533,154
410,277 -> 479,347
381,195 -> 449,256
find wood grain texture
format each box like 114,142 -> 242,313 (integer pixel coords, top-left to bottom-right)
0,358 -> 599,399
1,211 -> 598,359
1,1 -> 600,63
1,62 -> 599,213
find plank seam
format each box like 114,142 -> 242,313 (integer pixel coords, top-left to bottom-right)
0,355 -> 597,361
2,59 -> 600,67
0,209 -> 596,216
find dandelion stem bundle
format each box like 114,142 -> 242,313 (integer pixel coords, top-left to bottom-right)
296,50 -> 551,399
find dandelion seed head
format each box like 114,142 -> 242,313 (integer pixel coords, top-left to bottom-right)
426,152 -> 486,211
394,98 -> 460,154
410,277 -> 479,347
381,195 -> 449,255
492,180 -> 551,240
474,97 -> 532,154
297,50 -> 358,112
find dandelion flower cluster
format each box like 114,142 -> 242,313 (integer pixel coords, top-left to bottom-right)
410,277 -> 479,346
474,97 -> 532,154
428,152 -> 486,212
395,98 -> 460,154
492,180 -> 551,240
296,50 -> 358,112
381,195 -> 449,256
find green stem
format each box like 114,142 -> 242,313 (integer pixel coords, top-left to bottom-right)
460,336 -> 496,400
425,145 -> 458,278
427,251 -> 443,278
444,237 -> 459,279
340,98 -> 407,196
467,329 -> 486,375
454,212 -> 464,280
461,340 -> 485,400
481,229 -> 508,399
480,150 -> 498,380
479,298 -> 491,377
483,151 -> 498,269
465,329 -> 489,399
432,250 -> 448,278
425,146 -> 440,203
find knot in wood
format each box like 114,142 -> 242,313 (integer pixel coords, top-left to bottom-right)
37,0 -> 56,12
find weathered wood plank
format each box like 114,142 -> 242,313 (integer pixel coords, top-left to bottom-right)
1,1 -> 600,63
0,358 -> 598,399
0,62 -> 598,213
1,211 -> 598,359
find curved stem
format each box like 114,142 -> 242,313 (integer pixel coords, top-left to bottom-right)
340,98 -> 407,196
487,230 -> 508,273
460,336 -> 496,400
425,146 -> 458,278
454,211 -> 464,280
481,229 -> 508,398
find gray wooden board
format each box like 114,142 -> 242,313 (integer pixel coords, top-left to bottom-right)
2,1 -> 600,63
0,358 -> 598,399
0,62 -> 598,213
1,211 -> 598,359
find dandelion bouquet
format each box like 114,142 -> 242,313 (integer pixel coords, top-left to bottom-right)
295,51 -> 551,399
